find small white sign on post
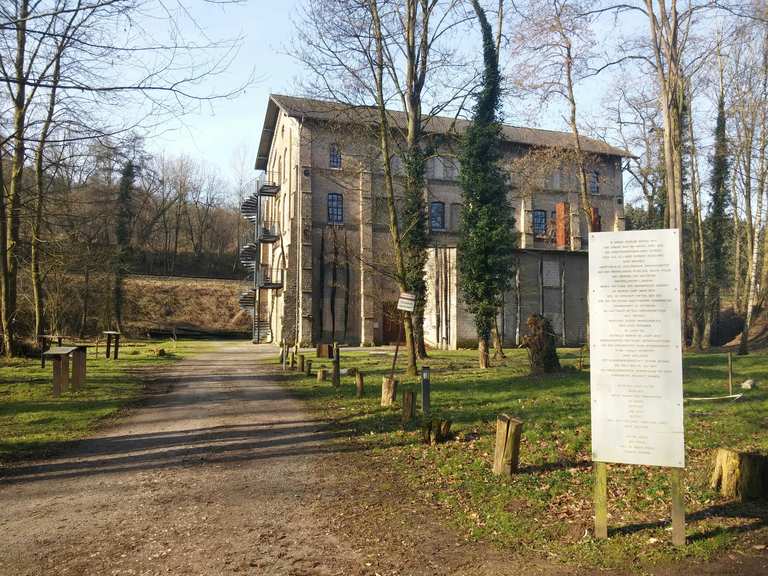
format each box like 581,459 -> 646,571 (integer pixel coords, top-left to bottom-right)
589,229 -> 684,468
397,292 -> 417,313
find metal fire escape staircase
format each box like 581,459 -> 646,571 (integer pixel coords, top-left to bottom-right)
239,174 -> 284,344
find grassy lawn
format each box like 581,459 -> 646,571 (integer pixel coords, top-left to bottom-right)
0,339 -> 209,462
278,347 -> 768,570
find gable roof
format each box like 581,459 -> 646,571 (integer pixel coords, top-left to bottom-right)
255,93 -> 631,170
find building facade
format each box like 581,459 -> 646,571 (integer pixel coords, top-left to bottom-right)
244,94 -> 628,348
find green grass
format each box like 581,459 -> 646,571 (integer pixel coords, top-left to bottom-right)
278,347 -> 768,570
0,339 -> 209,462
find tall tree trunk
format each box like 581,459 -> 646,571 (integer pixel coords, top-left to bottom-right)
370,0 -> 417,375
492,315 -> 505,359
3,0 -> 30,357
688,94 -> 706,349
478,335 -> 489,369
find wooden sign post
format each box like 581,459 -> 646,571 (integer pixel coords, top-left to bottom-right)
589,229 -> 686,546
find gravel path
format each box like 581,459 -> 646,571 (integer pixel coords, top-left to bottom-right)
0,342 -> 366,576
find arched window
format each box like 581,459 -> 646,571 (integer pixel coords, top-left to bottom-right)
430,201 -> 446,231
328,193 -> 344,224
329,143 -> 342,169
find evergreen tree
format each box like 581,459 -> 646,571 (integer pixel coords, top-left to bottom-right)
113,160 -> 135,331
458,0 -> 516,368
706,91 -> 730,345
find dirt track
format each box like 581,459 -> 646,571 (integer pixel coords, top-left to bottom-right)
1,342 -> 765,576
0,343 -> 369,575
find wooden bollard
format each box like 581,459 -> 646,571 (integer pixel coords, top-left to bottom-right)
332,343 -> 340,386
317,367 -> 328,382
493,414 -> 523,476
305,360 -> 312,376
381,377 -> 397,406
298,354 -> 305,372
402,390 -> 416,424
355,372 -> 364,398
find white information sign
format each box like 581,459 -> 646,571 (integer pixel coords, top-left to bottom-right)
589,229 -> 684,468
397,292 -> 417,312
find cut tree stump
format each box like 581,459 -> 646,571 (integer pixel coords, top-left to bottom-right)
355,372 -> 364,398
710,448 -> 768,500
317,368 -> 328,382
422,418 -> 452,444
305,360 -> 312,377
298,354 -> 305,372
402,390 -> 416,424
381,377 -> 397,406
493,414 -> 523,476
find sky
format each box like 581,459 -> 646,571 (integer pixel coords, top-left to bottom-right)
145,0 -> 303,187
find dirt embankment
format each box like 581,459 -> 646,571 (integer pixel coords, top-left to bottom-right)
122,275 -> 251,337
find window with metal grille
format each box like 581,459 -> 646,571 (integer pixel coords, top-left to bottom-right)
329,143 -> 342,169
532,209 -> 547,238
430,201 -> 446,231
328,192 -> 344,224
590,170 -> 600,195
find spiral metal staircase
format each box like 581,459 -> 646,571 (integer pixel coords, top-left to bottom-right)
239,173 -> 284,343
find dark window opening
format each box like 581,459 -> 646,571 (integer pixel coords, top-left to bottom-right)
328,192 -> 344,224
430,201 -> 446,231
329,143 -> 342,169
590,170 -> 600,195
533,209 -> 547,238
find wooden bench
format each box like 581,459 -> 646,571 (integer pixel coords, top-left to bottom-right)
38,334 -> 65,368
43,347 -> 79,395
103,331 -> 121,360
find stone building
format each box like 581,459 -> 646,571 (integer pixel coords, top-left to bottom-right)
244,94 -> 629,348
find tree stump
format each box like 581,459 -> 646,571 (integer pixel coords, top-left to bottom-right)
317,344 -> 333,358
355,372 -> 364,398
402,390 -> 416,424
422,418 -> 452,444
522,314 -> 560,374
298,354 -> 305,372
305,360 -> 312,377
710,448 -> 768,500
381,377 -> 397,406
493,414 -> 523,476
317,368 -> 328,382
332,343 -> 340,387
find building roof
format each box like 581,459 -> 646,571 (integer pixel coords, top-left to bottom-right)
255,94 -> 631,170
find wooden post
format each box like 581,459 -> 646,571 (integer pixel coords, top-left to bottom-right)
305,360 -> 312,376
113,334 -> 120,360
52,357 -> 64,396
106,334 -> 112,359
594,462 -> 608,539
381,377 -> 397,406
402,390 -> 416,424
332,343 -> 340,386
317,367 -> 328,382
71,349 -> 86,391
728,352 -> 733,395
355,371 -> 364,397
298,354 -> 305,372
421,366 -> 431,417
492,415 -> 523,476
670,468 -> 686,546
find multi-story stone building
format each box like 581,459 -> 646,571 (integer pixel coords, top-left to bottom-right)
242,94 -> 628,348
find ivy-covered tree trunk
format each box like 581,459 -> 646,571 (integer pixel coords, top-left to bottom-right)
113,161 -> 135,332
458,0 -> 517,368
